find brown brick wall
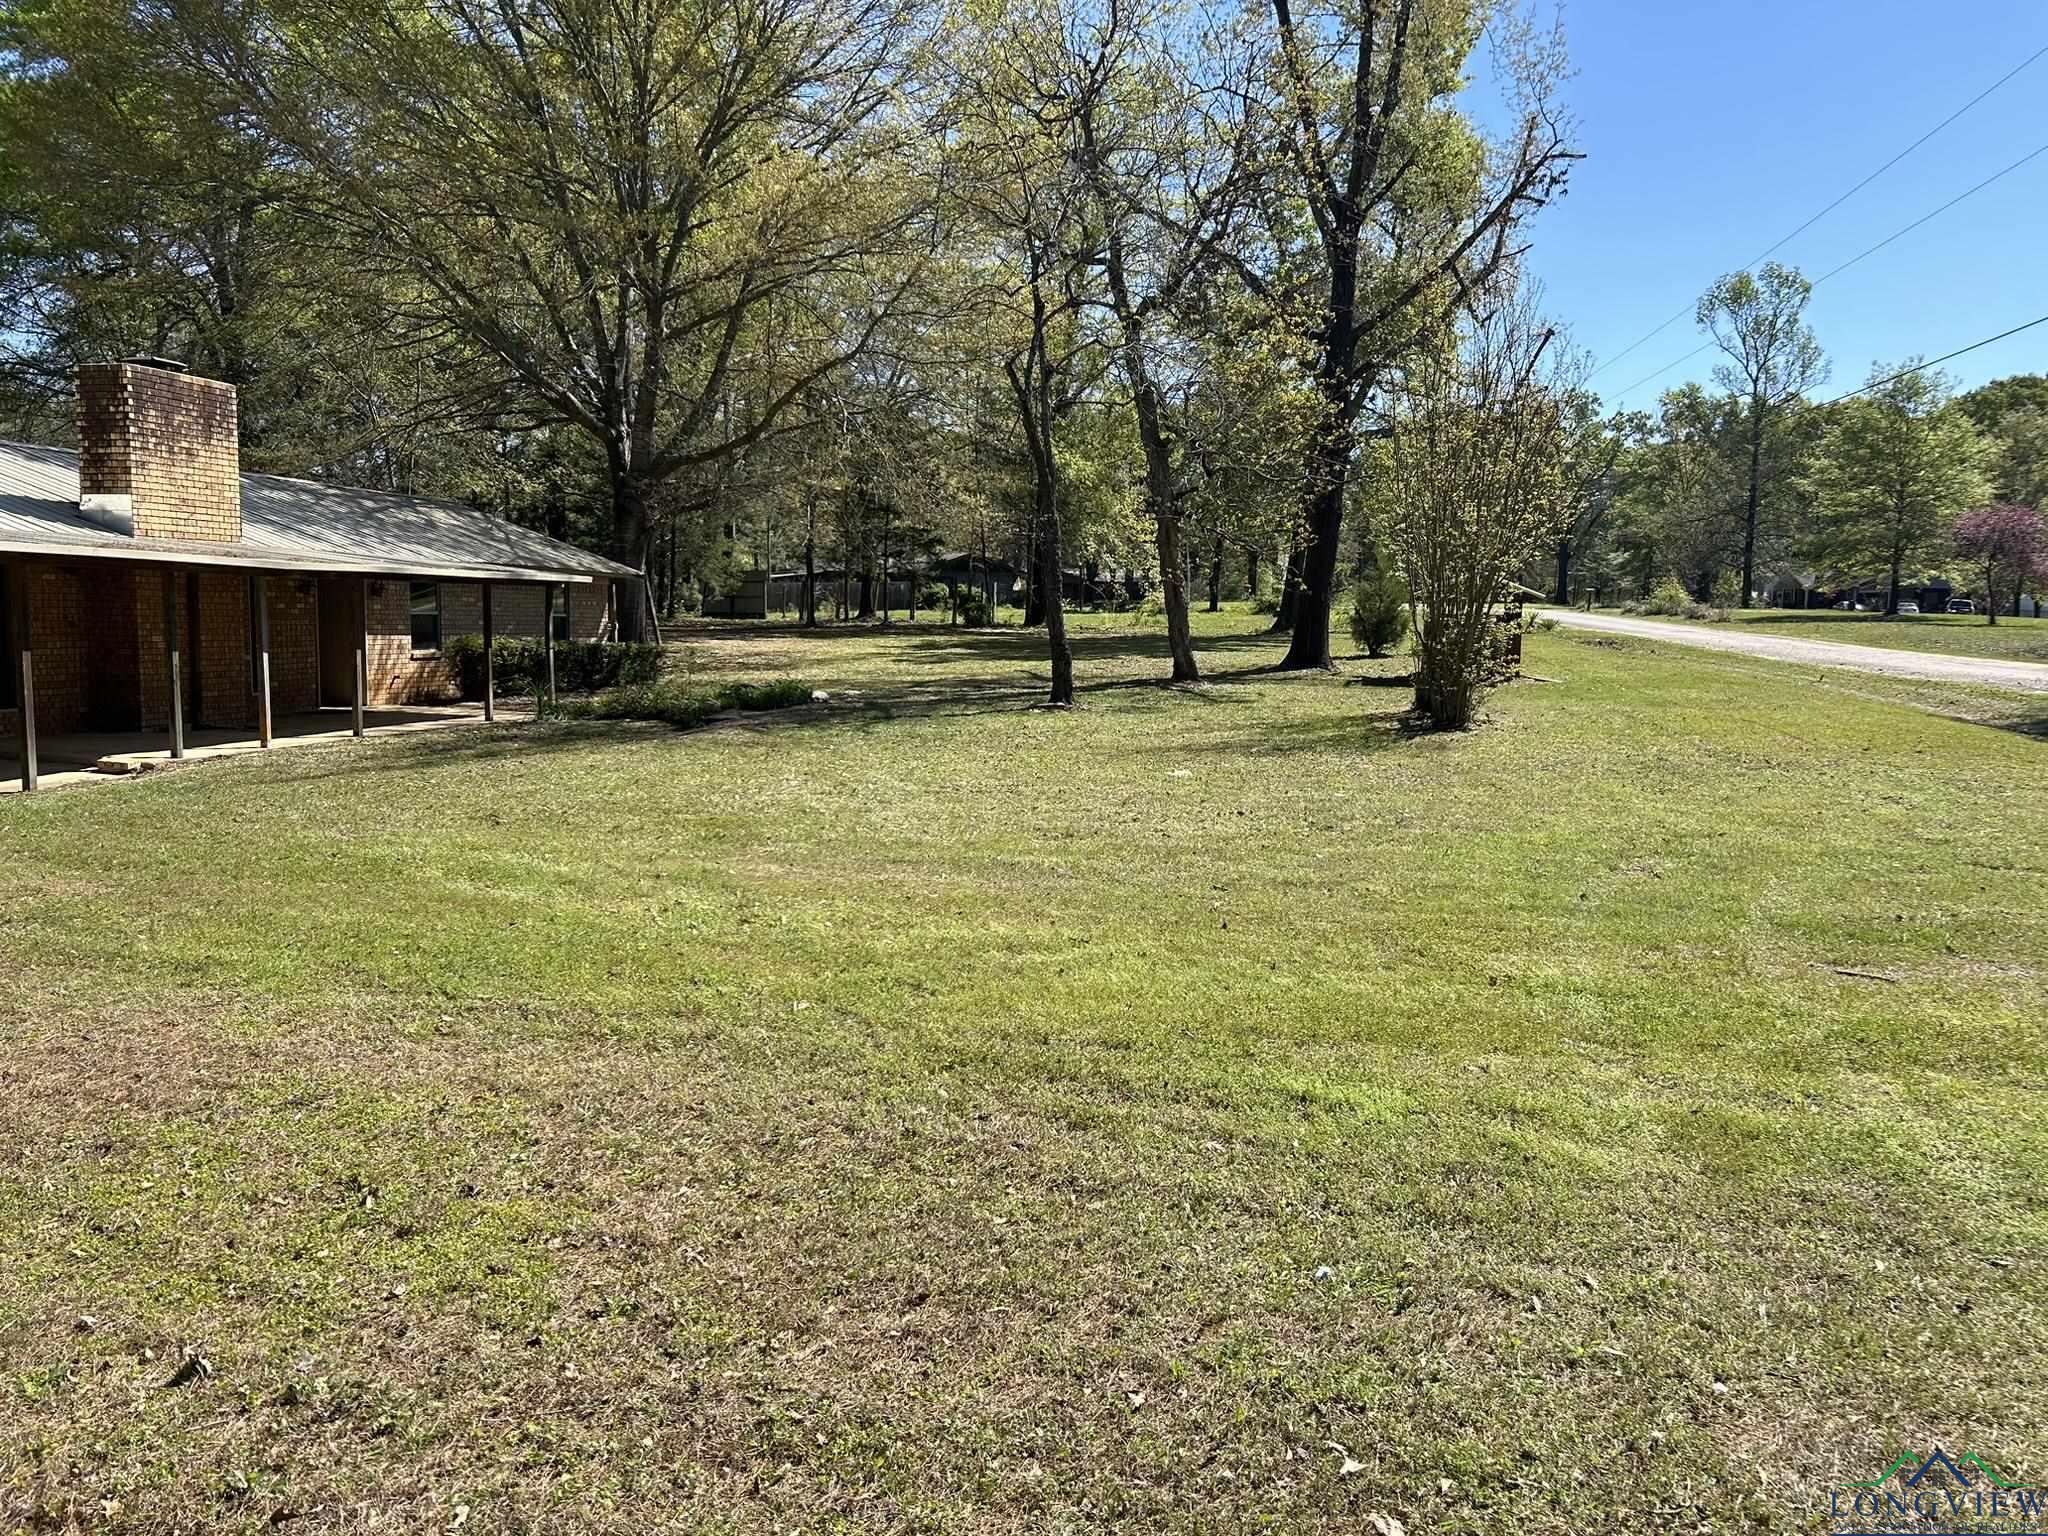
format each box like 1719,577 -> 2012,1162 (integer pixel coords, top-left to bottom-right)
567,579 -> 614,641
129,570 -> 260,732
76,362 -> 241,543
265,577 -> 319,715
1,562 -> 146,737
365,580 -> 456,706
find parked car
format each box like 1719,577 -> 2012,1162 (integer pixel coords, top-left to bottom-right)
1831,599 -> 1867,611
1947,598 -> 1975,614
1896,601 -> 1920,615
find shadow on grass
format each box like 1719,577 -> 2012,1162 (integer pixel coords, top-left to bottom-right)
231,627 -> 1425,786
1141,708 -> 1425,757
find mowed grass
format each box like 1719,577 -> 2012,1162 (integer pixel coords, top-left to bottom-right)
2,610 -> 2046,1534
1599,604 -> 2048,662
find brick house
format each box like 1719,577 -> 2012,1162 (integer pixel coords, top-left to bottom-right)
2,359 -> 640,789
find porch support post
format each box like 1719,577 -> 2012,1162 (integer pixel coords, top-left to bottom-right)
253,573 -> 273,748
542,583 -> 557,705
163,569 -> 185,760
12,562 -> 36,792
481,582 -> 496,722
354,578 -> 368,738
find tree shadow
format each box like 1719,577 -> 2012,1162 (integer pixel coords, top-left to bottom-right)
1141,708 -> 1425,757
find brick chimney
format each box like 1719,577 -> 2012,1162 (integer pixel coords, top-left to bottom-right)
75,358 -> 241,542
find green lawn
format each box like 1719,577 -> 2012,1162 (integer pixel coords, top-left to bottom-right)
1591,604 -> 2048,662
3,611 -> 2045,1533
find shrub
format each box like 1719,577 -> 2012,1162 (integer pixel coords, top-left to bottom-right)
556,676 -> 811,729
1247,590 -> 1281,616
915,581 -> 948,613
1710,569 -> 1742,608
1347,556 -> 1412,657
1636,579 -> 1727,623
957,588 -> 995,626
1640,577 -> 1695,617
446,634 -> 662,700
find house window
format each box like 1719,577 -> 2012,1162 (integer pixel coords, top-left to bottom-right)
409,581 -> 441,652
551,589 -> 570,644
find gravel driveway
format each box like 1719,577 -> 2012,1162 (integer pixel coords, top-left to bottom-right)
1546,608 -> 2048,694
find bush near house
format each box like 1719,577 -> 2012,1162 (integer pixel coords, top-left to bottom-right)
445,635 -> 663,700
1625,577 -> 1728,623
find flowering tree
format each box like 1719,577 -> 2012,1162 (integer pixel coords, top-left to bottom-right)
1953,503 -> 2047,625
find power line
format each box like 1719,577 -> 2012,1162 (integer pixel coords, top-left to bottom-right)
1609,134 -> 2048,405
1819,311 -> 2048,405
1612,342 -> 1712,403
1588,39 -> 2048,382
1809,138 -> 2048,285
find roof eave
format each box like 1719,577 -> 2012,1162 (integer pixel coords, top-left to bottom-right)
0,533 -> 626,585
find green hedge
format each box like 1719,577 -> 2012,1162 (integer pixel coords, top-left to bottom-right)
444,634 -> 663,699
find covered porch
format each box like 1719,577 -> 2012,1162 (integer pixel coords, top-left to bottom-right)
4,555 -> 592,794
0,701 -> 531,793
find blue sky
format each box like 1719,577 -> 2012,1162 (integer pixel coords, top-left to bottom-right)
1498,0 -> 2048,413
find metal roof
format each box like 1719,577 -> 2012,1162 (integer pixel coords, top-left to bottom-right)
0,440 -> 639,584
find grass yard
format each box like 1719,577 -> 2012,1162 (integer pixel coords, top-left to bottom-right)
3,610 -> 2046,1533
1590,604 -> 2048,662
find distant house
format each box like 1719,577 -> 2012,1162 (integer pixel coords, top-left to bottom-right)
927,551 -> 1019,602
2,358 -> 639,790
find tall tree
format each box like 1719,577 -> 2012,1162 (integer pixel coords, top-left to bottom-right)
1695,262 -> 1827,607
1547,392 -> 1627,603
1066,0 -> 1266,682
1263,0 -> 1577,669
1958,375 -> 2048,511
195,0 -> 939,636
950,0 -> 1114,705
1802,365 -> 1990,614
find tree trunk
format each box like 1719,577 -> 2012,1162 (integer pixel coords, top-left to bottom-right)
1555,538 -> 1571,604
1247,548 -> 1260,598
857,561 -> 875,620
609,470 -> 653,640
1740,400 -> 1764,608
1152,510 -> 1199,681
1275,542 -> 1302,632
1037,474 -> 1074,706
1024,531 -> 1046,627
1278,436 -> 1348,669
803,535 -> 818,627
1208,531 -> 1223,613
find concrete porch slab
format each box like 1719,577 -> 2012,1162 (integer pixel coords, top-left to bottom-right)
2,702 -> 534,793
